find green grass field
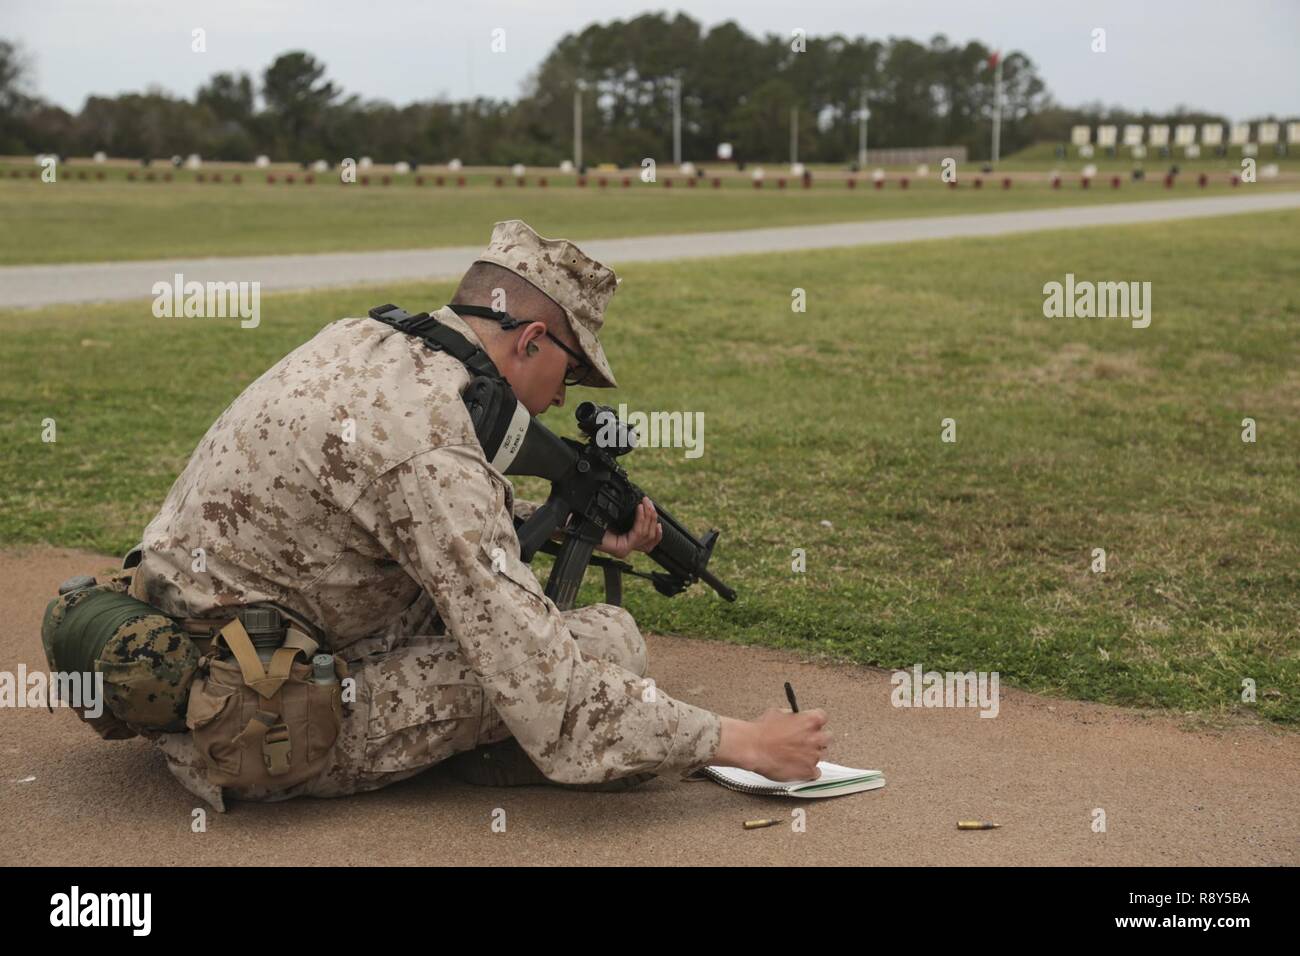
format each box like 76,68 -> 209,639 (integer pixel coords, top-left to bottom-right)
3,211 -> 1296,724
1,161 -> 1292,264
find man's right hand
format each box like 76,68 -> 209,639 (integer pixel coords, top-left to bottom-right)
715,709 -> 830,781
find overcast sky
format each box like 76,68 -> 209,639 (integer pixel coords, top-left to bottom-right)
8,0 -> 1299,118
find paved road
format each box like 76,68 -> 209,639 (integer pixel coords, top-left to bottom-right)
3,547 -> 1297,866
3,192 -> 1299,309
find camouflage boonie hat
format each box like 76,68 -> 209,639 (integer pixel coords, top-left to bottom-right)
475,220 -> 621,388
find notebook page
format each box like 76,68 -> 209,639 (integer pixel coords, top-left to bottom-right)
707,761 -> 880,790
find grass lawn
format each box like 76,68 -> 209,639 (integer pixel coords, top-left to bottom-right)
0,162 -> 1292,264
2,211 -> 1296,724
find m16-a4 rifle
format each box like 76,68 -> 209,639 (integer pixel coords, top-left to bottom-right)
510,401 -> 736,611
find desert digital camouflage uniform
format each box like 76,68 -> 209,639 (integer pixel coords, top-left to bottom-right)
134,223 -> 722,812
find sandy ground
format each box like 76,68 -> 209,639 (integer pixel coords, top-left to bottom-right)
2,192 -> 1298,308
1,546 -> 1296,867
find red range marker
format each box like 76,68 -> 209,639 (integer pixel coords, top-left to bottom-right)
1081,177 -> 1090,188
1002,177 -> 1011,189
687,177 -> 696,187
1111,176 -> 1121,188
712,177 -> 721,188
622,177 -> 631,187
1197,173 -> 1208,187
539,177 -> 548,187
899,177 -> 909,188
777,178 -> 785,188
847,178 -> 856,189
1051,176 -> 1061,188
874,179 -> 884,189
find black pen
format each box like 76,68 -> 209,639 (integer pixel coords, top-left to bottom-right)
784,681 -> 799,713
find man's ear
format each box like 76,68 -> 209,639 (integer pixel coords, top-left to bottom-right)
518,321 -> 547,357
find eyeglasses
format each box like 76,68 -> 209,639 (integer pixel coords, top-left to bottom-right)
543,332 -> 592,387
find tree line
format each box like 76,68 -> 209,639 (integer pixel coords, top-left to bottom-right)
0,15 -> 1260,167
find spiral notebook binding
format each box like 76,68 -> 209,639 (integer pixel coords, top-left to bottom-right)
701,768 -> 794,796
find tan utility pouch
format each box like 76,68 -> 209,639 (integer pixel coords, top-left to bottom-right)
186,618 -> 347,790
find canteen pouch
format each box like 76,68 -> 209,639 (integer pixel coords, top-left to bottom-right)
40,570 -> 201,739
186,618 -> 347,790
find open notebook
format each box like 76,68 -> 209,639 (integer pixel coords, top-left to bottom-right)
695,761 -> 885,798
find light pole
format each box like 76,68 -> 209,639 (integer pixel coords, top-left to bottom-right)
573,80 -> 584,170
669,76 -> 682,166
990,51 -> 1004,165
858,89 -> 869,168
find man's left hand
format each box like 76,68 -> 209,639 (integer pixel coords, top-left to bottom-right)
597,497 -> 663,559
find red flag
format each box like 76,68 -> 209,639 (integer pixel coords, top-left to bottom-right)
988,51 -> 1001,70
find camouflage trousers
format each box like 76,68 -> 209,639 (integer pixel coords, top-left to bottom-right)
154,603 -> 647,811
